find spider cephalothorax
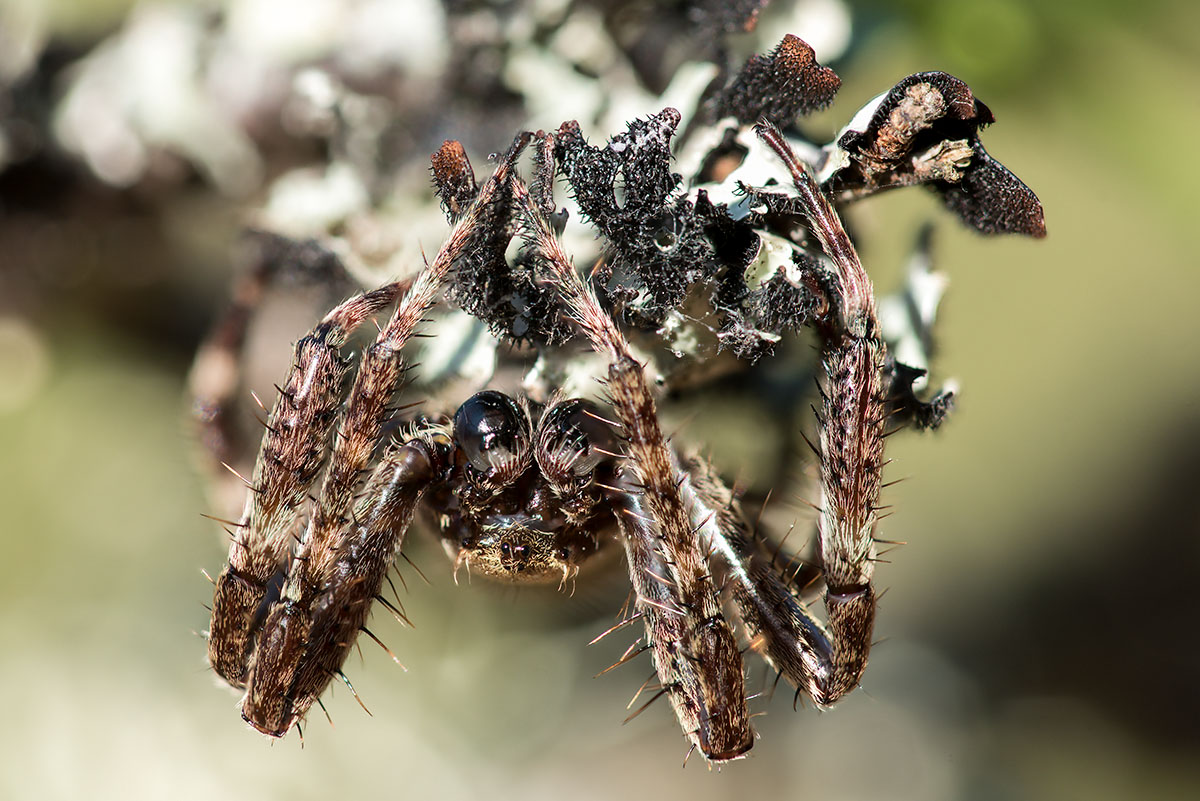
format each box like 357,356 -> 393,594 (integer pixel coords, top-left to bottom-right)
432,390 -> 617,583
194,34 -> 1044,761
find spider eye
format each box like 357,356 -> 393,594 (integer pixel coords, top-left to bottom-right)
537,399 -> 615,481
453,391 -> 529,475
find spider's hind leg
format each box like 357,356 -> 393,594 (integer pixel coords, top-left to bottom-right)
679,455 -> 868,708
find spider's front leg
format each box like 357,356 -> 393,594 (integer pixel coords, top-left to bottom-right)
240,137 -> 533,736
516,161 -> 753,762
206,282 -> 404,687
242,429 -> 451,735
207,135 -> 530,734
188,233 -> 363,518
711,121 -> 883,705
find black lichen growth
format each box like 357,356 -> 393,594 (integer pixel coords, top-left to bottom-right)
554,112 -> 820,360
707,34 -> 841,127
432,137 -> 571,345
555,108 -> 722,319
936,136 -> 1046,237
716,251 -> 822,362
747,257 -> 821,335
885,361 -> 955,431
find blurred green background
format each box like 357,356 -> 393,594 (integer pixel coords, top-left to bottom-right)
0,1 -> 1197,799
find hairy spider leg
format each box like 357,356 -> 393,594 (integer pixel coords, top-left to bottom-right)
752,121 -> 883,704
679,456 -> 853,707
237,135 -> 533,735
189,233 -> 362,511
516,158 -> 754,761
242,434 -> 445,735
207,282 -> 404,687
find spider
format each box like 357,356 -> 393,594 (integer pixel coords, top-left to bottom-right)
193,36 -> 1044,763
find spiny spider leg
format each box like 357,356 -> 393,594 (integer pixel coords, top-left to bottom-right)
207,282 -> 404,687
240,265 -> 445,735
209,135 -> 530,732
189,234 -> 360,509
749,121 -> 884,703
678,456 -> 844,705
242,431 -> 447,735
516,155 -> 753,761
274,130 -> 529,600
